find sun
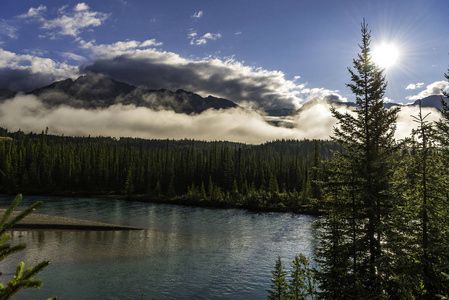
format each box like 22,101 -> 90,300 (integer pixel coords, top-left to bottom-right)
372,44 -> 400,69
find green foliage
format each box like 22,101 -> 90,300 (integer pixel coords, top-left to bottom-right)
0,132 -> 333,212
0,194 -> 53,300
289,254 -> 316,300
317,19 -> 400,299
312,22 -> 449,300
267,254 -> 318,300
267,256 -> 289,300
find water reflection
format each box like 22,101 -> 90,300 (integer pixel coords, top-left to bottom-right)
0,196 -> 316,299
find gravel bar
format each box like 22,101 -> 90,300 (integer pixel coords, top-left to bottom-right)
0,209 -> 143,231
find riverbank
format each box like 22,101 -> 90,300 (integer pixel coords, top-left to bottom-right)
1,190 -> 322,217
0,209 -> 143,230
42,191 -> 322,215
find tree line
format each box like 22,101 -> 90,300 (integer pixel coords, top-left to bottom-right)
0,128 -> 338,212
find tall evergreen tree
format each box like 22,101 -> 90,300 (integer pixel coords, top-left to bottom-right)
317,19 -> 399,299
435,67 -> 449,161
289,254 -> 317,300
267,256 -> 289,300
310,140 -> 323,201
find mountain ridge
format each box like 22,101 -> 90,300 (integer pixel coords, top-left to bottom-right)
3,73 -> 236,114
0,74 -> 446,116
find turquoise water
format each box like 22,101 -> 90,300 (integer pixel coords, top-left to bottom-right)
0,195 -> 316,299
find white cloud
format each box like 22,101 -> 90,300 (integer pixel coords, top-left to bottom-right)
189,32 -> 221,45
79,39 -> 163,58
60,52 -> 85,61
395,106 -> 441,140
406,80 -> 449,101
0,95 -> 336,144
18,5 -> 47,19
235,32 -> 242,35
0,48 -> 78,91
0,20 -> 18,39
0,48 -> 76,76
41,3 -> 109,37
0,94 -> 438,144
140,39 -> 163,47
300,87 -> 347,103
187,31 -> 197,38
192,11 -> 203,18
74,3 -> 89,11
82,47 -> 345,110
406,82 -> 424,90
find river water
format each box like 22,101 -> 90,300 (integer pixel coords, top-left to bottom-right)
0,195 -> 316,299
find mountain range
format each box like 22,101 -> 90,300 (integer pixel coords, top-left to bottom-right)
0,73 -> 237,114
0,73 -> 446,116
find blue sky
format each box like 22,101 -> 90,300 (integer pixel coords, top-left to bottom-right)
0,0 -> 448,107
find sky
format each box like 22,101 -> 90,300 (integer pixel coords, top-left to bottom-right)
0,0 -> 448,143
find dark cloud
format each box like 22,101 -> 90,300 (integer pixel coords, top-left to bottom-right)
80,52 -> 304,110
0,68 -> 62,92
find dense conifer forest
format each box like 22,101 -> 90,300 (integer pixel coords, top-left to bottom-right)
0,127 -> 338,213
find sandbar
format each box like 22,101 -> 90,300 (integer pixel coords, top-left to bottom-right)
0,209 -> 143,230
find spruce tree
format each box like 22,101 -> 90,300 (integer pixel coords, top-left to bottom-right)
411,100 -> 449,297
317,19 -> 399,299
267,256 -> 289,300
435,67 -> 449,160
310,140 -> 323,201
289,254 -> 316,300
0,194 -> 55,300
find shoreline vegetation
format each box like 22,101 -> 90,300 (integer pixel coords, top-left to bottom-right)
0,127 -> 336,216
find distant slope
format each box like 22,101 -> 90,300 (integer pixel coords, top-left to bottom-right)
28,73 -> 238,114
0,88 -> 16,101
412,95 -> 446,110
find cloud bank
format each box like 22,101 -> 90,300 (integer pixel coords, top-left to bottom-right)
80,45 -> 346,110
0,94 -> 440,144
0,40 -> 344,109
0,48 -> 78,91
406,80 -> 449,101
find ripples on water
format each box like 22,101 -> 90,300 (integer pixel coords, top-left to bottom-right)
0,195 -> 316,299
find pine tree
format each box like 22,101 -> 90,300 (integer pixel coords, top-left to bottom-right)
268,173 -> 279,194
435,67 -> 449,162
289,254 -> 316,300
267,256 -> 289,300
317,19 -> 399,299
310,140 -> 323,201
0,194 -> 55,300
406,101 -> 449,297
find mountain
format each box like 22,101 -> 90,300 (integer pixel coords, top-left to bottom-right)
1,73 -> 447,117
296,95 -> 445,115
0,89 -> 17,101
28,73 -> 238,114
412,95 -> 445,111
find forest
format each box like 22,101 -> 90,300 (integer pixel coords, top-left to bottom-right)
0,128 -> 338,213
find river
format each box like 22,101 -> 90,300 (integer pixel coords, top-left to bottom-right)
0,195 -> 316,299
